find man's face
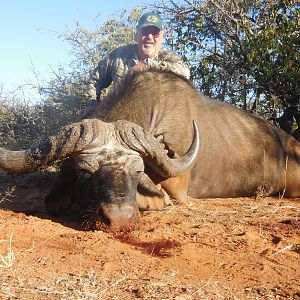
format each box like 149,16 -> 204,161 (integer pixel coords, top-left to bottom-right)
136,26 -> 163,60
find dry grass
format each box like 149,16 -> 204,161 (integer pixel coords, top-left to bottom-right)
0,186 -> 16,204
0,231 -> 36,269
0,233 -> 15,269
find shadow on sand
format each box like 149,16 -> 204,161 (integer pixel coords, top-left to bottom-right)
0,171 -> 86,231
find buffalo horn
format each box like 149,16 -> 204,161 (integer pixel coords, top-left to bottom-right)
0,119 -> 114,173
115,120 -> 200,178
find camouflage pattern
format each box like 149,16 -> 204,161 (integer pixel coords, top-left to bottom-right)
91,44 -> 190,100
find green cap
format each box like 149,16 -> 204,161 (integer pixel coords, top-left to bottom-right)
137,11 -> 163,30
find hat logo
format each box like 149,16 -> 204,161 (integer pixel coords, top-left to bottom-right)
146,15 -> 159,23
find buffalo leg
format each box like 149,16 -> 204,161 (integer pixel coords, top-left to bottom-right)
160,172 -> 190,204
137,173 -> 170,210
285,140 -> 300,197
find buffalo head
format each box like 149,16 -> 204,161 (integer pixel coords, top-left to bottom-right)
0,119 -> 200,231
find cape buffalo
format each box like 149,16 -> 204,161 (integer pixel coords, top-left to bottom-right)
0,69 -> 299,231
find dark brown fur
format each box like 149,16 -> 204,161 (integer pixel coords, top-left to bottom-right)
89,69 -> 300,199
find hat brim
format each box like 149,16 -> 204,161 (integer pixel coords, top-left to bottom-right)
139,23 -> 162,30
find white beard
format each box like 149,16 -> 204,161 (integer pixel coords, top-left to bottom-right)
142,46 -> 156,58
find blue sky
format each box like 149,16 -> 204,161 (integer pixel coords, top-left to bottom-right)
0,1 -> 155,93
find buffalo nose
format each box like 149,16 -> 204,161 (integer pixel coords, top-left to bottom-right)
99,204 -> 140,232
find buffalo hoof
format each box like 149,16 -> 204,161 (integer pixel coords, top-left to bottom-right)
137,185 -> 171,211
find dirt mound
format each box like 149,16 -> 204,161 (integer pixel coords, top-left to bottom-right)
0,173 -> 299,299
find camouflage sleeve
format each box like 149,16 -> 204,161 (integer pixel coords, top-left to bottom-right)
90,55 -> 113,100
149,51 -> 191,79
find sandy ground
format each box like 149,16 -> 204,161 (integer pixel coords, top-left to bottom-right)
0,172 -> 299,300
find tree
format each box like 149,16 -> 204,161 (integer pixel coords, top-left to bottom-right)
39,8 -> 142,126
155,0 -> 300,138
48,8 -> 141,98
0,9 -> 142,149
0,89 -> 45,149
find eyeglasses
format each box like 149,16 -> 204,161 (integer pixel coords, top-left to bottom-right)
140,27 -> 161,38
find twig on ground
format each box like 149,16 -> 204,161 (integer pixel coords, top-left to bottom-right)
0,186 -> 16,204
0,233 -> 16,268
275,244 -> 294,254
99,248 -> 156,296
192,262 -> 224,295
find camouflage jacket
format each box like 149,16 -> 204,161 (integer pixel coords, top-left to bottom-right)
91,44 -> 190,100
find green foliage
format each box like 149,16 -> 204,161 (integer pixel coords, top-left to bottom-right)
1,3 -> 299,150
0,94 -> 45,150
58,9 -> 141,75
159,0 -> 300,137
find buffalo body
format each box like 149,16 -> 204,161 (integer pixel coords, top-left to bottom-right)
1,69 -> 299,230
